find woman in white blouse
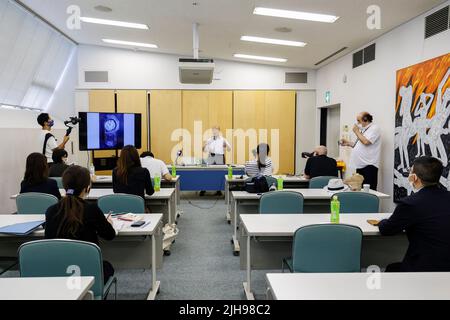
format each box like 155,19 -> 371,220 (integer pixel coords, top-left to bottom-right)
245,143 -> 273,177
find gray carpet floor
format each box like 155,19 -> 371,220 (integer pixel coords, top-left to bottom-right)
1,195 -> 277,300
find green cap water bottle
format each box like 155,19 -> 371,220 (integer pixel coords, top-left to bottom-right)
171,164 -> 176,178
331,195 -> 340,224
277,177 -> 284,191
228,165 -> 233,180
154,175 -> 161,192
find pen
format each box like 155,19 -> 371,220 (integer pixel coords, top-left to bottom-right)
118,217 -> 134,222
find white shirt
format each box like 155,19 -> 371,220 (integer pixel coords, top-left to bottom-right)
39,130 -> 58,163
245,158 -> 274,177
350,123 -> 382,169
205,136 -> 231,155
141,156 -> 169,178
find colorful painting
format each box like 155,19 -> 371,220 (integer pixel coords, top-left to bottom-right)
394,53 -> 450,201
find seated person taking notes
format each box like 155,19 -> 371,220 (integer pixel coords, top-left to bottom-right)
245,143 -> 273,177
369,157 -> 450,272
140,151 -> 173,181
113,145 -> 155,199
304,146 -> 338,179
45,165 -> 116,284
20,153 -> 61,199
49,149 -> 70,177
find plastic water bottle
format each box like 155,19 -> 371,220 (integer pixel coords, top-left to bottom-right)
277,177 -> 284,191
89,163 -> 96,178
331,195 -> 340,224
228,165 -> 233,180
154,174 -> 161,192
171,164 -> 177,178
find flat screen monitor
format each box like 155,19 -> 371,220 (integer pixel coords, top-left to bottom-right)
79,112 -> 142,151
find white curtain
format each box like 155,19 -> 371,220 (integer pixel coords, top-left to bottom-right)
0,0 -> 75,110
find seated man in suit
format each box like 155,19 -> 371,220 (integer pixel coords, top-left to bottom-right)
369,156 -> 450,272
303,146 -> 338,179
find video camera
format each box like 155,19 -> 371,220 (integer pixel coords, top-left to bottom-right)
64,116 -> 81,136
301,152 -> 316,159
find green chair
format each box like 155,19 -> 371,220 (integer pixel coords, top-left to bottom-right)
16,193 -> 59,214
98,194 -> 145,214
260,191 -> 304,214
309,176 -> 338,189
18,239 -> 117,300
50,177 -> 64,189
283,224 -> 362,273
337,192 -> 380,213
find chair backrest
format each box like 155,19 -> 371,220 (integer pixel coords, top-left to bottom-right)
292,224 -> 362,273
50,177 -> 64,189
309,176 -> 338,189
18,239 -> 104,298
338,192 -> 380,213
98,194 -> 145,214
16,193 -> 59,215
260,191 -> 304,214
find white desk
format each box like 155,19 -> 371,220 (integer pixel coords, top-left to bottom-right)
266,273 -> 450,300
240,213 -> 408,300
230,189 -> 390,255
0,214 -> 163,300
224,175 -> 310,223
0,277 -> 94,300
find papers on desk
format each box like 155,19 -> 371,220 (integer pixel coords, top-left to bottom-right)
111,214 -> 149,233
0,220 -> 45,236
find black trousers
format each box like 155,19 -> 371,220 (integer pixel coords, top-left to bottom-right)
103,260 -> 115,284
385,262 -> 402,272
356,165 -> 379,190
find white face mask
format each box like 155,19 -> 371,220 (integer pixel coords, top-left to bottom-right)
408,174 -> 420,193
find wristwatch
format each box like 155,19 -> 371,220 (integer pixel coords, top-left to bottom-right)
103,115 -> 120,148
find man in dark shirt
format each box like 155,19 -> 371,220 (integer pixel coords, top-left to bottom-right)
369,156 -> 450,272
304,146 -> 338,179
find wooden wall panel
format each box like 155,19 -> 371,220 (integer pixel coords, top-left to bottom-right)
182,91 -> 209,160
150,90 -> 182,164
208,91 -> 233,163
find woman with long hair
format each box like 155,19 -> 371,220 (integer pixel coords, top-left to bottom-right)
113,145 -> 154,199
44,165 -> 116,283
20,152 -> 61,199
245,143 -> 274,177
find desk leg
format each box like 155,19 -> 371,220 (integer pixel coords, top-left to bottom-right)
243,234 -> 255,300
147,233 -> 160,300
231,200 -> 240,256
226,181 -> 231,223
168,199 -> 172,225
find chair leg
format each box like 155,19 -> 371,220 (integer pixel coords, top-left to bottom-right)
114,279 -> 118,300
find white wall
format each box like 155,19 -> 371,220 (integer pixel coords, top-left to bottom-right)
77,45 -> 316,90
315,1 -> 450,211
296,91 -> 317,174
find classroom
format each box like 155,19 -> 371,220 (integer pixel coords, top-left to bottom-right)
0,0 -> 450,304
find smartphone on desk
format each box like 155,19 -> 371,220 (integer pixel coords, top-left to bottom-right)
131,221 -> 146,228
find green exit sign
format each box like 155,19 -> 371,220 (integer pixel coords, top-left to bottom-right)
325,91 -> 331,104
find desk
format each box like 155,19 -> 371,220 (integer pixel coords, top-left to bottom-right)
240,213 -> 408,300
92,175 -> 181,208
0,214 -> 163,300
167,165 -> 245,191
11,189 -> 177,225
230,189 -> 390,255
225,175 -> 310,223
266,273 -> 450,300
0,277 -> 95,300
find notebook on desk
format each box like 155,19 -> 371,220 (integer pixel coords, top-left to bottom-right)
0,220 -> 45,236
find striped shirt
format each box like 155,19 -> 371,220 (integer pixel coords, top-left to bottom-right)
245,158 -> 273,177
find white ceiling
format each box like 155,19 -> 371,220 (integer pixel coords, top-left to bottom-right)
19,0 -> 446,68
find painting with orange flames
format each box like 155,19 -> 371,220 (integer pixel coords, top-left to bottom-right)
394,53 -> 450,201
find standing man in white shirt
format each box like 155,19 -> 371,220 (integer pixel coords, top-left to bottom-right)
203,126 -> 231,165
140,152 -> 173,181
340,112 -> 382,190
37,113 -> 70,165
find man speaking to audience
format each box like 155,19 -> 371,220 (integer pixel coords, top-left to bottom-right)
37,113 -> 70,166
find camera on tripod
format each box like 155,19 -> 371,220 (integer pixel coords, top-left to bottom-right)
64,117 -> 81,136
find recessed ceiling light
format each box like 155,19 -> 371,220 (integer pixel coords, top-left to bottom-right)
81,17 -> 149,29
234,54 -> 287,63
254,7 -> 339,23
94,5 -> 112,12
241,36 -> 306,47
102,39 -> 158,48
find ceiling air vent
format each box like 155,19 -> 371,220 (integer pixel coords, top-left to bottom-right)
314,47 -> 348,66
285,72 -> 308,84
353,43 -> 376,69
84,71 -> 109,83
425,6 -> 449,39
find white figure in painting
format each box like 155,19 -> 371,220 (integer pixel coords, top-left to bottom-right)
413,93 -> 434,157
394,168 -> 413,196
395,84 -> 415,170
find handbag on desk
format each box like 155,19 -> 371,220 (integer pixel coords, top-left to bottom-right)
245,175 -> 270,193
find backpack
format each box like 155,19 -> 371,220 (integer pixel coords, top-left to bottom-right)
245,175 -> 270,193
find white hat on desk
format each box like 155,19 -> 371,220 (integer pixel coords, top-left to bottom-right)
323,179 -> 349,193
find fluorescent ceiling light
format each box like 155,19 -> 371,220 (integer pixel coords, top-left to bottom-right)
241,36 -> 306,47
253,7 -> 339,23
234,54 -> 287,63
81,17 -> 149,29
102,39 -> 158,48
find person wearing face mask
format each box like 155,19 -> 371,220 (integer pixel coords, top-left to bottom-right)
368,156 -> 450,272
45,165 -> 116,284
339,112 -> 381,190
49,149 -> 70,177
37,113 -> 70,166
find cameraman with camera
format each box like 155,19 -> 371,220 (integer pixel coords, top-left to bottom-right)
37,113 -> 71,166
